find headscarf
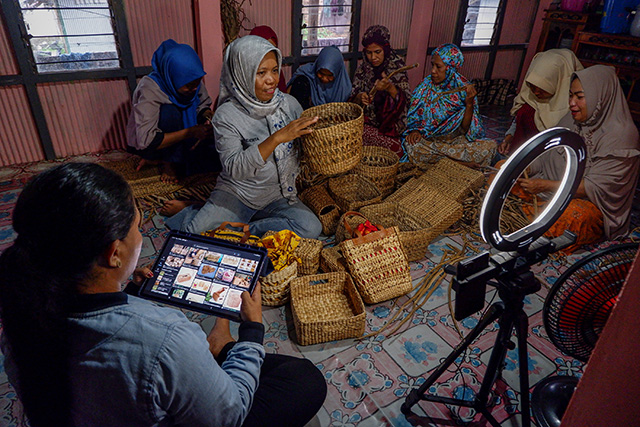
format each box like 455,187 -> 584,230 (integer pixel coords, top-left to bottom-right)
351,25 -> 411,134
512,49 -> 583,131
404,43 -> 484,141
148,39 -> 205,129
249,25 -> 288,92
287,45 -> 351,106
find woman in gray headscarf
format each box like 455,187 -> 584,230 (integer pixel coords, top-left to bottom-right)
167,36 -> 322,239
517,65 -> 640,251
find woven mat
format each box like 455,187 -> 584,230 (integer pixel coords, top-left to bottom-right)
101,157 -> 218,218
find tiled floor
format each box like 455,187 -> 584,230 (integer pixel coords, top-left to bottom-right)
1,108 -> 638,426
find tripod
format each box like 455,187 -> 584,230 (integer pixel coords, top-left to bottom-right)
401,269 -> 541,427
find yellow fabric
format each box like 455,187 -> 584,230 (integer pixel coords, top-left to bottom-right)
261,230 -> 302,271
202,229 -> 263,246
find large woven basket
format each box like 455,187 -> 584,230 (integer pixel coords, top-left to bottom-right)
360,201 -> 437,262
299,102 -> 364,175
290,272 -> 365,345
299,184 -> 340,235
353,146 -> 399,197
261,261 -> 297,306
320,245 -> 348,272
334,211 -> 369,243
328,174 -> 382,212
419,158 -> 485,202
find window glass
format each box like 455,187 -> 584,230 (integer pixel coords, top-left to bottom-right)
301,0 -> 353,56
461,0 -> 501,47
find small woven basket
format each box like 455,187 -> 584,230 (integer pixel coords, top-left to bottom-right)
320,245 -> 348,272
299,184 -> 340,235
334,211 -> 369,243
360,201 -> 436,262
261,261 -> 298,306
419,158 -> 485,202
262,231 -> 322,276
299,102 -> 364,175
353,146 -> 399,197
328,174 -> 382,212
290,272 -> 365,345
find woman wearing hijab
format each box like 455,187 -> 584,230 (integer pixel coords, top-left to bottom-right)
249,25 -> 288,92
166,36 -> 322,239
402,43 -> 496,167
350,25 -> 411,157
126,39 -> 219,184
499,49 -> 583,156
287,45 -> 351,109
516,65 -> 640,252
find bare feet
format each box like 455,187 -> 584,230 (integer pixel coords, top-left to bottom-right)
135,157 -> 161,172
159,162 -> 179,184
207,318 -> 235,358
159,200 -> 194,217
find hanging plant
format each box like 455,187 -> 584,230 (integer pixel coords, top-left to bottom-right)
220,0 -> 252,46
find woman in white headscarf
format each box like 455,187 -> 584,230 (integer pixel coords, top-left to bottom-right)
499,49 -> 583,155
166,36 -> 322,239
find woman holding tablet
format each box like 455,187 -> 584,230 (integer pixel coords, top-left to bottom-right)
0,163 -> 326,426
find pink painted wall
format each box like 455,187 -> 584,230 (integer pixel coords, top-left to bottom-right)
0,15 -> 19,76
194,0 -> 225,103
520,0 -> 556,89
0,86 -> 43,165
406,0 -> 435,89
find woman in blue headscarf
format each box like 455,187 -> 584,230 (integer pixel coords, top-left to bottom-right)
126,39 -> 220,184
402,43 -> 496,167
287,45 -> 351,109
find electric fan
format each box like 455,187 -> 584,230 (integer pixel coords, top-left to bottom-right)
544,242 -> 639,362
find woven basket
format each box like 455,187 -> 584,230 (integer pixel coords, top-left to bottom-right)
419,158 -> 485,202
395,162 -> 422,190
335,211 -> 369,243
299,102 -> 364,175
340,226 -> 412,304
261,261 -> 298,306
320,245 -> 348,272
262,230 -> 322,276
328,174 -> 382,212
299,184 -> 340,235
290,272 -> 365,345
360,202 -> 437,262
353,146 -> 399,197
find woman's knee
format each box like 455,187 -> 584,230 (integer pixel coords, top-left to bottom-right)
294,212 -> 322,239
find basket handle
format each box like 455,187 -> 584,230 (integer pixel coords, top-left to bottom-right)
342,211 -> 367,237
215,222 -> 251,244
350,226 -> 394,246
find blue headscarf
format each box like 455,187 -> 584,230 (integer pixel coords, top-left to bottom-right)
288,45 -> 351,106
148,39 -> 206,129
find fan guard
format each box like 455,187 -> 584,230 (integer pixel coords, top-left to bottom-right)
544,242 -> 639,363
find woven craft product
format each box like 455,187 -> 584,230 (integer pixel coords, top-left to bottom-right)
262,230 -> 322,276
290,272 -> 365,345
360,201 -> 437,262
299,184 -> 341,235
299,102 -> 364,175
320,245 -> 348,272
418,158 -> 485,202
340,225 -> 412,304
202,222 -> 262,246
394,162 -> 422,189
353,146 -> 399,197
261,261 -> 297,306
328,174 -> 382,212
334,211 -> 369,243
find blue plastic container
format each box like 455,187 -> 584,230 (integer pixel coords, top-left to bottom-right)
600,0 -> 640,33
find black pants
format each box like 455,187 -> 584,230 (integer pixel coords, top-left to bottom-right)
217,343 -> 327,427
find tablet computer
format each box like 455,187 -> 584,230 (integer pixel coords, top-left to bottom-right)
139,230 -> 269,322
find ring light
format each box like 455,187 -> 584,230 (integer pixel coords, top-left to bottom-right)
480,127 -> 586,252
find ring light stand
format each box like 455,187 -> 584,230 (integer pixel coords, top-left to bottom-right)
401,128 -> 586,427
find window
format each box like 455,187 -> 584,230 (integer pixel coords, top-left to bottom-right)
300,0 -> 353,56
461,0 -> 502,47
18,0 -> 120,73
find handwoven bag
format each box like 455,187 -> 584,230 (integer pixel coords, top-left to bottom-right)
334,211 -> 369,243
202,222 -> 262,246
320,245 -> 348,273
339,224 -> 412,304
299,184 -> 341,235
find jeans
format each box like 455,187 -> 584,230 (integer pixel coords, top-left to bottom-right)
165,189 -> 322,239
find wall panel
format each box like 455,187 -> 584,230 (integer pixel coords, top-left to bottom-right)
0,86 -> 44,165
459,50 -> 490,81
429,0 -> 459,49
123,0 -> 195,66
237,0 -> 293,57
500,0 -> 538,45
492,50 -> 523,80
0,14 -> 19,76
37,79 -> 130,157
360,1 -> 413,50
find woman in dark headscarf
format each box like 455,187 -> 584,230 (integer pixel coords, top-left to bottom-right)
126,39 -> 219,183
350,25 -> 411,157
249,25 -> 288,92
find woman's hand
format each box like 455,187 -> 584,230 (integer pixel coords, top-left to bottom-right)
518,178 -> 554,195
202,108 -> 214,123
375,72 -> 398,98
498,134 -> 513,155
405,130 -> 422,145
274,116 -> 318,144
189,123 -> 213,140
355,92 -> 371,106
464,84 -> 477,108
240,281 -> 262,323
131,266 -> 153,286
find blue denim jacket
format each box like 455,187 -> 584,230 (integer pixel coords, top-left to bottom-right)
1,293 -> 265,426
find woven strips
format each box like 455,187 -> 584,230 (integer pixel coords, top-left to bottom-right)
328,174 -> 382,212
360,201 -> 437,262
353,146 -> 399,197
418,158 -> 485,202
320,245 -> 348,272
261,261 -> 297,306
299,102 -> 364,175
340,226 -> 412,304
299,184 -> 340,235
290,272 -> 365,345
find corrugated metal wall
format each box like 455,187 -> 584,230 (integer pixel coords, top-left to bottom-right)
0,17 -> 18,76
0,86 -> 44,165
360,1 -> 413,49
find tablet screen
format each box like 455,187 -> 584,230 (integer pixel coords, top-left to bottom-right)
139,231 -> 268,321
